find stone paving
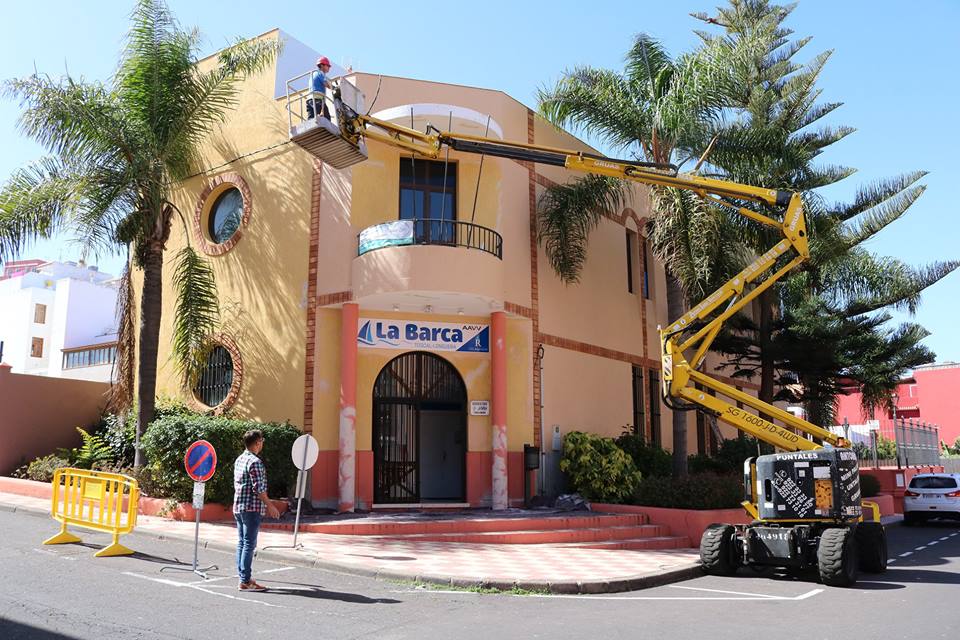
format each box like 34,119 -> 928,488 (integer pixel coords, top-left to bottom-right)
0,491 -> 702,593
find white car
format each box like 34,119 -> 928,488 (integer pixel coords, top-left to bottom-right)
903,473 -> 960,525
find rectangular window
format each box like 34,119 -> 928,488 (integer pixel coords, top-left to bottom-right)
631,365 -> 644,436
648,370 -> 662,446
62,344 -> 119,369
626,230 -> 635,293
399,158 -> 456,244
30,337 -> 43,358
642,237 -> 651,299
34,303 -> 47,324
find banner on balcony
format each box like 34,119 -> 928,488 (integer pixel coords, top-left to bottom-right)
358,318 -> 489,352
358,220 -> 414,255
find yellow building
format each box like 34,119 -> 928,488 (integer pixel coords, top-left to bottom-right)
136,30 -> 755,510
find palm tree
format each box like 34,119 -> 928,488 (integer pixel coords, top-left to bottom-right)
537,34 -> 735,477
0,0 -> 279,466
694,0 -> 957,425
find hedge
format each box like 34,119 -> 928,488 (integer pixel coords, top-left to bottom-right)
560,431 -> 641,503
141,413 -> 301,505
633,472 -> 743,510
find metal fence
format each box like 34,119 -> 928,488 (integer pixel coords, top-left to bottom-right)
830,417 -> 941,468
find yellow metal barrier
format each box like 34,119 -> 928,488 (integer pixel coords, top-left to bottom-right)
43,468 -> 139,557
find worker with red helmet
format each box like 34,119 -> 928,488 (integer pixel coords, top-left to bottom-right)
307,56 -> 333,120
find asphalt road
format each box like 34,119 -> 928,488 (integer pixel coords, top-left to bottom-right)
1,509 -> 958,640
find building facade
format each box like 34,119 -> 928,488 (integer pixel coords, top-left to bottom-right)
0,260 -> 118,382
836,362 -> 960,447
136,30 -> 754,510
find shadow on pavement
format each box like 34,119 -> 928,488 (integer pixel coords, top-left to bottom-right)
0,618 -> 81,639
258,580 -> 402,604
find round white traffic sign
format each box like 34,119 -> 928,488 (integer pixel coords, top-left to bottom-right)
291,434 -> 319,470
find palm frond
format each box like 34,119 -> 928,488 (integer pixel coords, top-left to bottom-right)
107,257 -> 136,413
537,176 -> 627,284
171,246 -> 220,388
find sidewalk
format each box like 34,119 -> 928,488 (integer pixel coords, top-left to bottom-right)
0,491 -> 702,594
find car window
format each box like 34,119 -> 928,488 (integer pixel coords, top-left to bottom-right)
909,476 -> 958,489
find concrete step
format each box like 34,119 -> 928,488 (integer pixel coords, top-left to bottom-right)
565,535 -> 693,551
365,523 -> 670,545
262,513 -> 649,536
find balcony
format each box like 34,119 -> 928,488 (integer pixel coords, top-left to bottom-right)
357,219 -> 502,259
352,219 -> 505,314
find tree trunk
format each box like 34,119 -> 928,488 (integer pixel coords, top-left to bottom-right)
134,243 -> 164,468
665,270 -> 688,478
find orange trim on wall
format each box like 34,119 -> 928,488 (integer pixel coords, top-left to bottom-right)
317,291 -> 353,307
303,159 -> 323,434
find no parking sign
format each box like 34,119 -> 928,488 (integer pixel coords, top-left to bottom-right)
184,440 -> 217,483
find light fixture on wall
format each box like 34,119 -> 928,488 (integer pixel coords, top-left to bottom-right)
457,308 -> 464,316
392,304 -> 399,312
424,304 -> 433,314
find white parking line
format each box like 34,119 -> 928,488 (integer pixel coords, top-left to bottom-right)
398,586 -> 824,601
915,546 -> 927,551
670,585 -> 781,599
939,536 -> 950,541
898,552 -> 913,557
187,565 -> 296,586
887,558 -> 896,563
124,572 -> 286,608
927,541 -> 939,546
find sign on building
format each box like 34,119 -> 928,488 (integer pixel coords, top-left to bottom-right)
470,400 -> 490,416
358,318 -> 489,352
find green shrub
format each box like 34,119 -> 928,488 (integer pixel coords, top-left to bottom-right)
559,431 -> 641,503
633,473 -> 743,510
12,454 -> 70,483
57,428 -> 113,470
876,435 -> 897,459
615,428 -> 672,478
687,453 -> 730,475
93,412 -> 137,467
688,436 -> 762,475
141,413 -> 301,505
859,473 -> 881,498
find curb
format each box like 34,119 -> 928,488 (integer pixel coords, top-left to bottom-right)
3,498 -> 704,594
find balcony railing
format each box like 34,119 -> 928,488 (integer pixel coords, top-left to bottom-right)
357,219 -> 503,260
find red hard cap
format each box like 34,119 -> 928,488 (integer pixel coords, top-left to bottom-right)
317,56 -> 331,67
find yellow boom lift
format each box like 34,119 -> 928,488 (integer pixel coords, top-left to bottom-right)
289,82 -> 887,586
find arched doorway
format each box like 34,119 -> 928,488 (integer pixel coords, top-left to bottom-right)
373,352 -> 467,503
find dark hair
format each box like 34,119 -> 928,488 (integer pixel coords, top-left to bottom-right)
243,429 -> 264,448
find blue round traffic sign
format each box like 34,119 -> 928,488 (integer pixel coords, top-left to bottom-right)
184,440 -> 217,482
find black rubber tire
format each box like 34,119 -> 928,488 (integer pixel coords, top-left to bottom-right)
700,523 -> 738,575
817,527 -> 859,587
855,522 -> 888,573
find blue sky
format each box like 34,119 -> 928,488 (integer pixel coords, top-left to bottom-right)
2,0 -> 958,361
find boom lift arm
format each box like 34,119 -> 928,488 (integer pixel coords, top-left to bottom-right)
334,102 -> 844,454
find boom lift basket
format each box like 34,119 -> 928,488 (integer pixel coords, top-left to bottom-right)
286,73 -> 368,169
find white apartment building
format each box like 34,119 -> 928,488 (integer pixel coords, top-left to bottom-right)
0,260 -> 119,382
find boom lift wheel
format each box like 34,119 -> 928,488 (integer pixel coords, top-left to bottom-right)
700,523 -> 739,575
854,522 -> 888,573
817,527 -> 859,587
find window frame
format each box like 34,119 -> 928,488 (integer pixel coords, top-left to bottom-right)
626,230 -> 636,294
648,369 -> 662,446
30,337 -> 44,358
34,303 -> 47,324
207,187 -> 244,245
631,365 -> 645,436
399,158 -> 458,246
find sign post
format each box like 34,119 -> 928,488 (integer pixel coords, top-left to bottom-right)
264,434 -> 318,551
161,440 -> 218,579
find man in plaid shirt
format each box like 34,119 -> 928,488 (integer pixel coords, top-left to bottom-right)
234,429 -> 280,592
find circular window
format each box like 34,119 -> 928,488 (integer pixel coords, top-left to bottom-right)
194,345 -> 234,408
193,173 -> 252,256
208,188 -> 244,244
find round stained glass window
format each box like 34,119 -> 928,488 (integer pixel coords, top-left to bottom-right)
208,188 -> 244,244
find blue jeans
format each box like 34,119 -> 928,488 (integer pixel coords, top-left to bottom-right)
235,511 -> 261,584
